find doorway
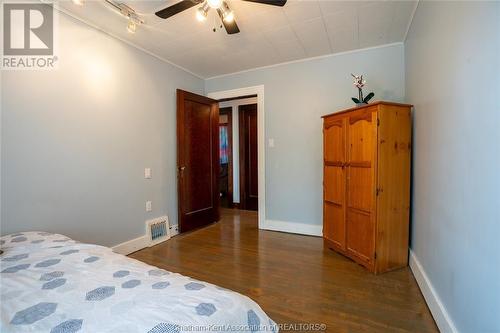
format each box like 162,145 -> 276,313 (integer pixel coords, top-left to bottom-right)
217,96 -> 258,211
208,86 -> 266,229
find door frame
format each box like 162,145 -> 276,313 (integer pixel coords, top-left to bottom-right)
208,85 -> 266,229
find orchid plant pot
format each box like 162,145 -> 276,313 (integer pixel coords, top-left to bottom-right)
351,74 -> 374,106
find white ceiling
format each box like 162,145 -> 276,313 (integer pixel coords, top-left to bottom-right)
57,0 -> 417,78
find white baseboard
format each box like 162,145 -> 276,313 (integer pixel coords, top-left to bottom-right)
112,223 -> 180,256
112,235 -> 149,255
409,250 -> 458,333
261,219 -> 322,237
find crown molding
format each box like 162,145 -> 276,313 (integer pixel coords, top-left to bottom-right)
205,42 -> 404,80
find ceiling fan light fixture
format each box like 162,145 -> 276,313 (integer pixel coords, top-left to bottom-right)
220,2 -> 234,23
207,0 -> 222,9
223,10 -> 234,22
196,5 -> 208,21
127,19 -> 137,33
196,8 -> 207,21
104,1 -> 144,33
72,0 -> 84,6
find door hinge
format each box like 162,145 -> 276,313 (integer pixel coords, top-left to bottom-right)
376,187 -> 383,196
377,118 -> 380,126
374,252 -> 377,259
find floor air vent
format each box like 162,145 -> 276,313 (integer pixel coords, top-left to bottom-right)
146,216 -> 170,246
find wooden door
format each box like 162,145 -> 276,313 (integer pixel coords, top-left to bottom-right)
219,107 -> 233,208
323,117 -> 346,250
177,89 -> 220,233
239,104 -> 258,211
345,108 -> 377,266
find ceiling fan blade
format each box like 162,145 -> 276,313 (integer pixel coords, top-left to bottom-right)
155,0 -> 203,19
217,9 -> 240,34
242,0 -> 287,6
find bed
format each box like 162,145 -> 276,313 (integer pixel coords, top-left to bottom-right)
0,232 -> 278,333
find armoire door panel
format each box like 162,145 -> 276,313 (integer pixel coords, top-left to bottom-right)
324,202 -> 345,249
347,167 -> 372,212
324,166 -> 344,204
323,116 -> 346,251
348,116 -> 374,163
324,120 -> 344,163
347,209 -> 375,263
345,109 -> 376,266
348,108 -> 373,125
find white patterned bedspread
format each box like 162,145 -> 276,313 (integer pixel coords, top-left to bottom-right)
0,232 -> 278,333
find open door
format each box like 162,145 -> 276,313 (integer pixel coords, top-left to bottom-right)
177,89 -> 220,233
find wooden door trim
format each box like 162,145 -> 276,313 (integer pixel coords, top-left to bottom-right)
220,107 -> 233,207
217,94 -> 257,103
177,89 -> 220,233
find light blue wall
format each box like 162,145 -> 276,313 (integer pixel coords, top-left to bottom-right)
405,2 -> 500,332
206,44 -> 405,226
1,13 -> 204,246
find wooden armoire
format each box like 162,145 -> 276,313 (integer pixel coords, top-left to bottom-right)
322,101 -> 412,274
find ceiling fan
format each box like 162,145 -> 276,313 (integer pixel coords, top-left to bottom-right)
155,0 -> 287,34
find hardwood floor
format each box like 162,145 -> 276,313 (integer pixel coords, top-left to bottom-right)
130,209 -> 437,333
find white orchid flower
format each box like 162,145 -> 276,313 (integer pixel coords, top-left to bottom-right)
351,73 -> 366,89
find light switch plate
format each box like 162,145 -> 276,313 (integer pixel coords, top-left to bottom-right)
144,168 -> 152,179
146,201 -> 152,212
268,138 -> 275,148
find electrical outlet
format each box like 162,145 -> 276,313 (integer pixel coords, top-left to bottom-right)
169,224 -> 179,237
144,168 -> 152,179
146,201 -> 152,212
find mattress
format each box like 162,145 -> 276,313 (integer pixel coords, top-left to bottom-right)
0,232 -> 278,332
